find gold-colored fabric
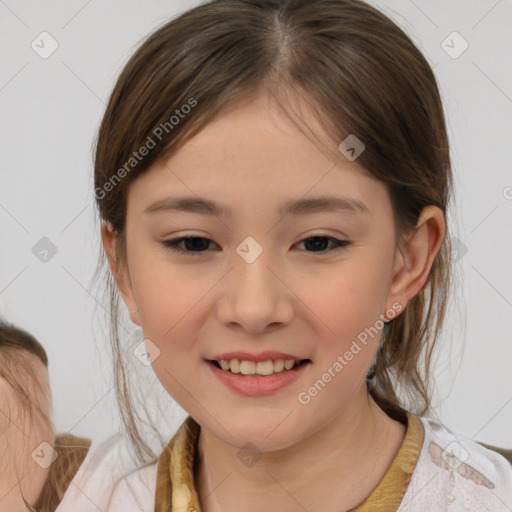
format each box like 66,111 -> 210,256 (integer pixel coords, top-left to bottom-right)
154,412 -> 425,512
350,413 -> 424,511
34,432 -> 92,512
155,417 -> 202,512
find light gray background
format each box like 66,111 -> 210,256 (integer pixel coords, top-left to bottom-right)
0,0 -> 511,448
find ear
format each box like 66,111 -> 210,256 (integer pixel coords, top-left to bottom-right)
100,221 -> 141,326
384,205 -> 446,318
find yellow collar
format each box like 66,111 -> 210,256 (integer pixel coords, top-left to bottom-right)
155,412 -> 424,512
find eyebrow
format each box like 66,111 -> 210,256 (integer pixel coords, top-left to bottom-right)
143,194 -> 371,218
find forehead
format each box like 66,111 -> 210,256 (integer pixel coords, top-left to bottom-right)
128,93 -> 390,218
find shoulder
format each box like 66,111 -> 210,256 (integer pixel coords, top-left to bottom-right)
399,415 -> 512,511
35,432 -> 92,509
55,432 -> 154,512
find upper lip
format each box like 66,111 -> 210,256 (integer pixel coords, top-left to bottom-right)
208,351 -> 310,363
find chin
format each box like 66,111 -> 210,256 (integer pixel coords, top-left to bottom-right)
208,416 -> 306,453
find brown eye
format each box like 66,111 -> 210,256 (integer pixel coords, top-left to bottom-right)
162,236 -> 217,254
296,236 -> 350,252
162,235 -> 350,256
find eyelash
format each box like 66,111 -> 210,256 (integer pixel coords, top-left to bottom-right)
161,235 -> 351,255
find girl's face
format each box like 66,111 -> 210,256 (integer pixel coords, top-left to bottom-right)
110,93 -> 410,450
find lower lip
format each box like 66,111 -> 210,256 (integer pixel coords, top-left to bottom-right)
206,360 -> 311,396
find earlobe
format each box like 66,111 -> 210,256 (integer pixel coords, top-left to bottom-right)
386,206 -> 446,315
100,222 -> 141,326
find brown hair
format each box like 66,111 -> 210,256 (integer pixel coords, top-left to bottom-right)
0,321 -> 52,511
0,321 -> 51,432
92,0 -> 454,463
0,321 -> 92,511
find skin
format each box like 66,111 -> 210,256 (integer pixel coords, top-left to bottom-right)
0,352 -> 55,512
102,92 -> 445,511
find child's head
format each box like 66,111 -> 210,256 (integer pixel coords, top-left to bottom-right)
94,0 -> 452,459
0,321 -> 55,510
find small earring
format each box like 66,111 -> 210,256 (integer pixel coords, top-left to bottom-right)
131,308 -> 138,313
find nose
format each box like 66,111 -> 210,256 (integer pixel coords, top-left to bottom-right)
216,245 -> 294,334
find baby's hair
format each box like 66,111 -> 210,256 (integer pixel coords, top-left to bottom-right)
92,0 -> 454,463
0,321 -> 51,433
0,321 -> 52,511
0,322 -> 92,512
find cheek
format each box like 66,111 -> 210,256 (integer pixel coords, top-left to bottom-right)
135,271 -> 206,343
294,257 -> 392,391
298,259 -> 390,338
128,253 -> 215,369
129,246 -> 206,324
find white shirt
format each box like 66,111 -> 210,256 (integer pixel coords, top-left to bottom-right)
57,416 -> 512,511
54,433 -> 157,512
399,416 -> 512,511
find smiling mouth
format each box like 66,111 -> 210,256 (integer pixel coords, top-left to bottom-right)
209,358 -> 311,376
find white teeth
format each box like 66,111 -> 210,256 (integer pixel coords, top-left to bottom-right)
216,358 -> 304,375
240,360 -> 256,375
273,359 -> 285,372
256,360 -> 274,375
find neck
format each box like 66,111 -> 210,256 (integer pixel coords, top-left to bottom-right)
195,386 -> 406,512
